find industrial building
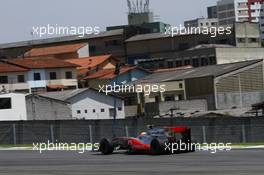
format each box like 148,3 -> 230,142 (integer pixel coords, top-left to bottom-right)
125,22 -> 261,64
132,60 -> 264,115
137,44 -> 264,70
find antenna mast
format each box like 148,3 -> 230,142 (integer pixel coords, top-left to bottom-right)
127,0 -> 150,13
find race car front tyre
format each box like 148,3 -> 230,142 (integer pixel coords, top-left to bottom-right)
99,138 -> 114,155
150,139 -> 162,155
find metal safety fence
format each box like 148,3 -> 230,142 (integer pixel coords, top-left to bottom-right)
0,117 -> 264,145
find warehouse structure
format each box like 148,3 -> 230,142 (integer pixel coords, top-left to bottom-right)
134,59 -> 264,113
137,44 -> 264,70
126,22 -> 261,64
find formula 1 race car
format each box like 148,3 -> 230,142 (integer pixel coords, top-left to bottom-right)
99,126 -> 196,155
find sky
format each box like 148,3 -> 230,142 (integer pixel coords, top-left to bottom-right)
0,0 -> 216,44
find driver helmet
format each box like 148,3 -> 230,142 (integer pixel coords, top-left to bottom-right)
140,132 -> 147,135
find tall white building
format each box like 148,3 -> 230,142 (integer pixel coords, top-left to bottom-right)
217,0 -> 264,39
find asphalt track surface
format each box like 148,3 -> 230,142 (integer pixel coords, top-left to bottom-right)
0,149 -> 263,175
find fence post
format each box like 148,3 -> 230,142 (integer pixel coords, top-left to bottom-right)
125,125 -> 129,137
202,126 -> 207,143
12,123 -> 16,145
50,124 -> 55,143
242,124 -> 246,143
89,125 -> 93,151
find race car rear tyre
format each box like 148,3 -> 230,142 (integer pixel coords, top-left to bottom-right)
150,139 -> 162,155
99,138 -> 114,155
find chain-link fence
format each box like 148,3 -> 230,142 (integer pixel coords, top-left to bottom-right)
0,117 -> 264,145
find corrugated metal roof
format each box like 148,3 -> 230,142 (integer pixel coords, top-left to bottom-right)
0,29 -> 124,49
125,26 -> 235,42
126,32 -> 170,42
40,88 -> 123,101
134,60 -> 263,84
40,88 -> 89,101
187,44 -> 235,50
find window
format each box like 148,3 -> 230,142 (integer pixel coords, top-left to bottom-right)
249,38 -> 258,43
155,96 -> 160,103
237,38 -> 246,43
192,59 -> 199,67
65,71 -> 73,79
118,107 -> 122,111
159,63 -> 164,68
101,108 -> 105,112
175,61 -> 182,67
178,94 -> 183,101
179,83 -> 183,89
84,110 -> 88,114
49,72 -> 57,80
184,60 -> 191,66
17,75 -> 25,83
164,95 -> 175,102
0,98 -> 11,109
0,76 -> 8,84
201,58 -> 209,66
77,110 -> 81,114
34,73 -> 41,81
93,109 -> 96,113
167,61 -> 174,68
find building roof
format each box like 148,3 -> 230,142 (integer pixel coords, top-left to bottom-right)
126,32 -> 170,42
24,43 -> 87,57
0,29 -> 124,49
66,55 -> 113,70
7,57 -> 78,69
84,66 -> 149,80
0,61 -> 28,73
40,88 -> 88,101
187,44 -> 234,50
26,94 -> 70,104
125,26 -> 234,42
88,29 -> 124,39
40,88 -> 122,101
135,60 -> 263,84
152,66 -> 193,73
